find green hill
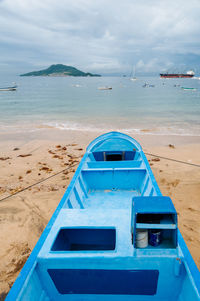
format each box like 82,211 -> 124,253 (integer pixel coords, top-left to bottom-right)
20,64 -> 101,77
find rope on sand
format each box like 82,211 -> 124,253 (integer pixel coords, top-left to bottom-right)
145,152 -> 200,168
0,163 -> 79,202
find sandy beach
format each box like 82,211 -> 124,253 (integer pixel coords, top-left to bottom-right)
0,129 -> 200,299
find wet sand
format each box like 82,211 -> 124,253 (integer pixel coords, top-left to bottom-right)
0,129 -> 200,299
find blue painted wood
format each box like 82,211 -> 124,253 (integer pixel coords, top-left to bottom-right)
48,269 -> 159,295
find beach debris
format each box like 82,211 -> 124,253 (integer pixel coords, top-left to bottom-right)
48,150 -> 55,154
10,186 -> 23,194
152,158 -> 160,162
168,144 -> 175,149
13,148 -> 20,151
71,143 -> 78,146
0,156 -> 11,160
56,145 -> 61,148
38,162 -> 46,165
0,186 -> 6,194
62,146 -> 67,151
18,154 -> 32,158
76,148 -> 83,151
49,185 -> 59,191
18,176 -> 23,180
26,170 -> 32,174
52,154 -> 63,159
39,166 -> 52,173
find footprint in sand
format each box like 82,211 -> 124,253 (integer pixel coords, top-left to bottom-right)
160,178 -> 166,184
171,179 -> 180,187
188,207 -> 197,212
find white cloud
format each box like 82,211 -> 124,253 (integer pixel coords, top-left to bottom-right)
0,0 -> 200,74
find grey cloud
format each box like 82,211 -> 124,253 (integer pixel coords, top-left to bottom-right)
0,0 -> 200,75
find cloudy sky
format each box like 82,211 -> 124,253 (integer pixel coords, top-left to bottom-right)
1,0 -> 200,75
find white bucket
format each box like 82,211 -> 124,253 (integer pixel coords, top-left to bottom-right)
136,229 -> 148,248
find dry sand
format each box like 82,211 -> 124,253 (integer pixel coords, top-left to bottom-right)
0,129 -> 200,299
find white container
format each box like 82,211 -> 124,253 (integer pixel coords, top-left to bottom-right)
136,229 -> 148,248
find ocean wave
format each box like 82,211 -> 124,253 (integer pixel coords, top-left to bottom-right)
0,121 -> 199,137
40,122 -> 200,137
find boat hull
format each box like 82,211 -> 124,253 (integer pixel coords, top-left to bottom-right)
0,86 -> 17,91
160,74 -> 194,78
6,132 -> 200,301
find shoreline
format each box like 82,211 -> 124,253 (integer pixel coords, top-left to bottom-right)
0,129 -> 200,298
0,127 -> 200,147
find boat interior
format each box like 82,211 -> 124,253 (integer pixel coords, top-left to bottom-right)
7,132 -> 200,301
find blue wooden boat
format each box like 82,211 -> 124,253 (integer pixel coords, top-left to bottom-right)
6,132 -> 200,300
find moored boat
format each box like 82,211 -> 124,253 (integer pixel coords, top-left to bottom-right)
160,71 -> 195,78
181,87 -> 197,91
98,86 -> 112,90
0,84 -> 17,91
6,132 -> 200,300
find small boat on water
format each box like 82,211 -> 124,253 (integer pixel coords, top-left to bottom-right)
142,83 -> 155,88
181,87 -> 197,91
160,70 -> 195,78
0,84 -> 17,91
130,66 -> 137,81
6,132 -> 200,300
98,86 -> 112,90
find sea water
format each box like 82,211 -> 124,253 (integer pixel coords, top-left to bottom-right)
0,75 -> 200,136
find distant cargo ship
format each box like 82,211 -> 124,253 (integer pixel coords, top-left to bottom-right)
160,70 -> 195,78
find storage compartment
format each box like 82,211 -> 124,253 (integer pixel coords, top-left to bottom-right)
136,213 -> 176,225
132,196 -> 178,250
135,228 -> 177,249
51,228 -> 116,251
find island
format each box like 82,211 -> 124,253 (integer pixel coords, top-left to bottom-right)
20,64 -> 101,77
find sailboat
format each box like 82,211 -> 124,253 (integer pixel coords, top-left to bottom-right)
130,66 -> 137,81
